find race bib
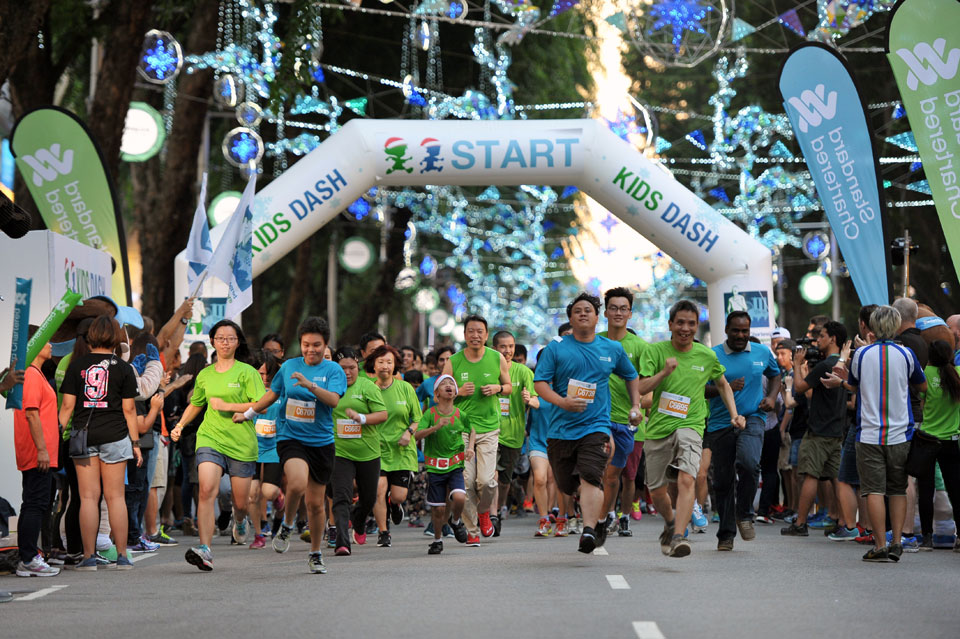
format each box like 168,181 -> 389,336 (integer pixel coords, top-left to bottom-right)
255,419 -> 276,438
657,392 -> 690,419
285,398 -> 316,423
567,378 -> 596,404
336,419 -> 362,439
499,397 -> 510,417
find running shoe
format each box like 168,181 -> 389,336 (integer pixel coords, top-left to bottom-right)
428,540 -> 443,555
365,518 -> 378,535
299,529 -> 311,543
466,534 -> 481,547
335,546 -> 351,556
523,498 -> 535,513
478,512 -> 495,537
918,535 -> 934,551
45,550 -> 66,566
491,515 -> 502,537
352,529 -> 367,546
250,534 -> 267,549
755,514 -> 774,525
423,522 -> 435,536
898,534 -> 920,553
327,526 -> 337,548
553,517 -> 568,537
129,537 -> 160,553
780,522 -> 809,536
812,517 -> 838,533
617,515 -> 632,537
75,556 -> 98,572
711,511 -> 720,523
603,513 -> 618,535
308,552 -> 327,574
550,507 -> 560,521
855,531 -> 875,545
185,545 -> 214,571
62,552 -> 84,567
273,523 -> 293,553
442,524 -> 455,538
578,528 -> 597,554
783,512 -> 798,524
448,517 -> 468,544
115,556 -> 134,570
16,555 -> 60,577
888,543 -> 902,562
646,504 -> 658,517
594,519 -> 608,548
232,518 -> 248,545
390,501 -> 404,526
150,526 -> 178,546
828,527 -> 859,541
691,502 -> 708,531
568,517 -> 582,535
737,519 -> 756,541
659,522 -> 674,555
182,518 -> 197,536
862,546 -> 890,562
668,534 -> 691,558
377,531 -> 391,547
630,500 -> 642,521
535,517 -> 552,537
808,510 -> 827,524
717,538 -> 734,551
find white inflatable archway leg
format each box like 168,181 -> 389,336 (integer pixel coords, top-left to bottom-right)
176,119 -> 773,344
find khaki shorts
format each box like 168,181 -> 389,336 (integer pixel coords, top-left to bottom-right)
643,427 -> 702,490
151,443 -> 168,489
778,432 -> 792,471
856,441 -> 910,497
797,433 -> 841,480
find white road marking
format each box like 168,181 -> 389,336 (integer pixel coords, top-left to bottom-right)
130,551 -> 161,563
632,621 -> 666,639
15,584 -> 69,601
606,574 -> 630,589
593,546 -> 609,555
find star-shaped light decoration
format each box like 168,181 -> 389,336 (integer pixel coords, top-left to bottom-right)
648,0 -> 714,54
600,214 -> 619,234
138,30 -> 183,84
604,109 -> 641,142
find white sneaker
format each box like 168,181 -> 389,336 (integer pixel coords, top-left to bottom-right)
17,555 -> 60,577
692,502 -> 708,532
568,517 -> 582,535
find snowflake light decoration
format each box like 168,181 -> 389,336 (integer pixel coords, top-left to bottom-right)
649,0 -> 713,52
621,0 -> 728,68
138,30 -> 183,84
222,127 -> 264,167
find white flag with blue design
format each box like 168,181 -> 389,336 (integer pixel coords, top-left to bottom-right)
202,173 -> 256,319
184,173 -> 211,289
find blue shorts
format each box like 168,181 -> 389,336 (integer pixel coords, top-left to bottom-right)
196,446 -> 256,478
529,425 -> 548,458
789,436 -> 803,467
73,437 -> 133,464
837,426 -> 860,485
426,468 -> 466,507
609,422 -> 635,469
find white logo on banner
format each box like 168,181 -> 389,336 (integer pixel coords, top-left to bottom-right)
896,39 -> 960,90
787,85 -> 838,133
21,144 -> 75,186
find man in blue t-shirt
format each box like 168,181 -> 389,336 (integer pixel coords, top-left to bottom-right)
703,312 -> 780,550
534,292 -> 642,554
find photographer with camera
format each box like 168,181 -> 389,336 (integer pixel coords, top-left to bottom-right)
781,321 -> 847,537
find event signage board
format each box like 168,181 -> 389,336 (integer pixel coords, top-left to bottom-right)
10,106 -> 131,304
779,43 -> 891,305
886,0 -> 960,279
5,278 -> 31,410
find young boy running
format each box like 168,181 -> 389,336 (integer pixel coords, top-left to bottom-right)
415,375 -> 474,555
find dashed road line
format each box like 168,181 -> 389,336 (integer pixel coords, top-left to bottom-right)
593,546 -> 609,555
15,584 -> 69,601
632,621 -> 666,639
606,574 -> 630,589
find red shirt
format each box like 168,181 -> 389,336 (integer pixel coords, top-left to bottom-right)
14,365 -> 60,471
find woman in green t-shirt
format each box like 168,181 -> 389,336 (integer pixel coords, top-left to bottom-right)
911,339 -> 960,549
330,347 -> 388,556
367,344 -> 423,548
171,320 -> 266,571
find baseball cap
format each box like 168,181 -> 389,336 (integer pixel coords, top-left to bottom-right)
771,326 -> 791,339
89,295 -> 144,330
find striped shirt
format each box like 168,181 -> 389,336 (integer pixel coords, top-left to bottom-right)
849,341 -> 926,445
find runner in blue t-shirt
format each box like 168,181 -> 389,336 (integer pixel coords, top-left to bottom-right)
241,317 -> 346,574
248,353 -> 284,549
702,311 -> 780,549
534,293 -> 642,554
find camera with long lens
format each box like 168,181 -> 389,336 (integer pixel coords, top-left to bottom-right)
795,337 -> 822,365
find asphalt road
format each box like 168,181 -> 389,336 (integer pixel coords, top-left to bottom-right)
3,514 -> 959,638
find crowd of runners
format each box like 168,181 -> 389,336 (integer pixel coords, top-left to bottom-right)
5,289 -> 960,580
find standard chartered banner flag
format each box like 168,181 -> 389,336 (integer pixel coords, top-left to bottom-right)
780,43 -> 891,305
886,0 -> 960,278
185,173 -> 212,289
10,107 -> 132,304
201,173 -> 255,319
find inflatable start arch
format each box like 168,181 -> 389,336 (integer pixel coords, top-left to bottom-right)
176,119 -> 774,344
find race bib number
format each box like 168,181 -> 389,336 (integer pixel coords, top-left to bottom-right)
286,398 -> 316,423
499,397 -> 510,417
255,419 -> 276,438
336,419 -> 362,439
567,379 -> 596,404
657,392 -> 690,419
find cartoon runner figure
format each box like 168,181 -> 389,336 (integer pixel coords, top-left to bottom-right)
420,138 -> 444,173
384,137 -> 414,175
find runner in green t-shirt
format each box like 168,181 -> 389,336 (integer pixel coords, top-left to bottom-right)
171,320 -> 266,572
415,375 -> 474,554
367,344 -> 422,548
599,286 -> 652,537
635,300 -> 742,558
329,347 -> 388,555
492,330 -> 539,535
441,314 -> 513,544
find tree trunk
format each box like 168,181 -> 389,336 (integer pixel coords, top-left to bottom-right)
280,238 -> 314,349
86,1 -> 155,182
138,0 -> 219,321
0,0 -> 52,92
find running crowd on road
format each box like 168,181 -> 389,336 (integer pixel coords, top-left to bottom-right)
4,289 -> 960,582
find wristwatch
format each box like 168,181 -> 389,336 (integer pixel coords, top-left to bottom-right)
406,426 -> 416,435
180,316 -> 189,325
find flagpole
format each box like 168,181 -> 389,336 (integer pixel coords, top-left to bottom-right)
189,272 -> 207,300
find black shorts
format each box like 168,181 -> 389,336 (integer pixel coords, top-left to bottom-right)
380,469 -> 412,489
496,444 -> 523,484
256,461 -> 283,487
547,432 -> 610,495
277,440 -> 335,485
